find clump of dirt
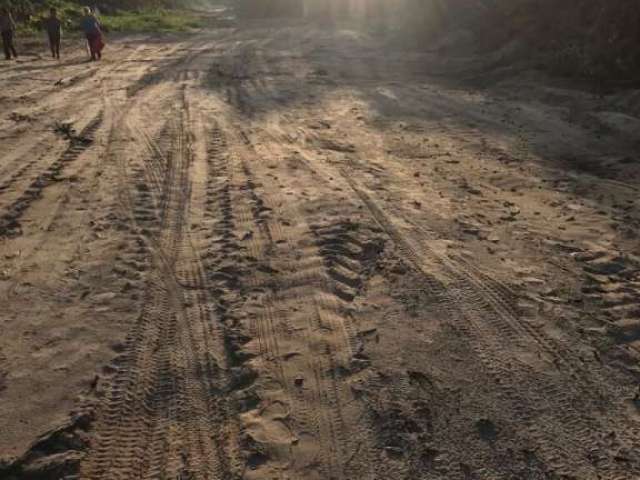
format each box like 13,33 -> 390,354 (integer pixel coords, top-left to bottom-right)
357,369 -> 443,474
53,122 -> 76,141
0,411 -> 94,480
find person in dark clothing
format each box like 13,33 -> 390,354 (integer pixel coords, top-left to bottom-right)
44,7 -> 62,59
80,7 -> 103,61
0,7 -> 18,60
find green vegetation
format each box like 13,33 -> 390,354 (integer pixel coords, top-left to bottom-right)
100,9 -> 203,32
3,0 -> 204,33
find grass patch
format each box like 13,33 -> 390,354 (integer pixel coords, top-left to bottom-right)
100,9 -> 204,33
12,3 -> 204,34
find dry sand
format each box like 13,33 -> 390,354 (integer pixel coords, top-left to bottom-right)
1,16 -> 639,480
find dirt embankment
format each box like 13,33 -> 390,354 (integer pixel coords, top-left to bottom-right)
466,1 -> 640,82
299,0 -> 640,83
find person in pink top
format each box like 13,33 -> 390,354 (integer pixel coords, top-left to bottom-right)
80,7 -> 104,61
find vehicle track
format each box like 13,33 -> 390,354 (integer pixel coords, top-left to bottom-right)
340,168 -> 640,478
0,112 -> 103,237
199,38 -> 640,474
0,43 -> 184,230
82,84 -> 242,479
205,124 -> 389,480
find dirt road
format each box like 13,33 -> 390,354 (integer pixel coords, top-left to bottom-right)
1,17 -> 639,480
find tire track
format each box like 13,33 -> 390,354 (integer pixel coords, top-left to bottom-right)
0,112 -> 103,237
82,85 -> 239,479
0,43 -> 173,185
202,125 -> 387,479
340,169 -> 640,478
1,29 -> 297,480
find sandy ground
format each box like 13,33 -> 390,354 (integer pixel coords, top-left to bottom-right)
1,16 -> 640,480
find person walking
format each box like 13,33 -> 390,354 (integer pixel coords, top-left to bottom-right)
44,7 -> 62,59
0,7 -> 18,60
80,7 -> 104,61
